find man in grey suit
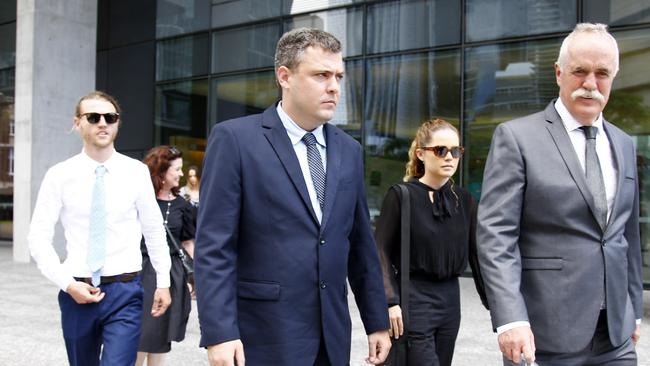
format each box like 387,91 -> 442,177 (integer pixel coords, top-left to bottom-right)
477,23 -> 643,365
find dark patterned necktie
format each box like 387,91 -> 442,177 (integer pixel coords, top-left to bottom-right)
302,133 -> 326,209
580,126 -> 607,229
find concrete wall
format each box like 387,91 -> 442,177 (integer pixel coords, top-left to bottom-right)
14,0 -> 97,262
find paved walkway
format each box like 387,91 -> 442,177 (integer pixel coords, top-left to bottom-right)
0,244 -> 648,365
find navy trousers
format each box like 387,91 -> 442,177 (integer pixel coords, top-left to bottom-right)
58,277 -> 144,366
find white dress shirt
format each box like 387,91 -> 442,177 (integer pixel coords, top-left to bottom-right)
555,98 -> 617,219
28,149 -> 171,291
277,102 -> 327,223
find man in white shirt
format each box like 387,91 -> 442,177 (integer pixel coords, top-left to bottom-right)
28,91 -> 172,366
477,23 -> 642,365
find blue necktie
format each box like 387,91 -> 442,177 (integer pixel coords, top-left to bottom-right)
302,133 -> 326,209
581,126 -> 608,230
87,165 -> 107,286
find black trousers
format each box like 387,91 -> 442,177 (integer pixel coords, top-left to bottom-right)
406,276 -> 461,366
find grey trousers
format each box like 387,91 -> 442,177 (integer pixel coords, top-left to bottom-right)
504,311 -> 637,366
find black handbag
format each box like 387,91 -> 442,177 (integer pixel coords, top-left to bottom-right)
383,184 -> 411,366
164,224 -> 194,285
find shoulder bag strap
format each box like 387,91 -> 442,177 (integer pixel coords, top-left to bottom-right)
397,184 -> 411,331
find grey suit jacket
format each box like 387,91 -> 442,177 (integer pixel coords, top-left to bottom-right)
477,101 -> 643,353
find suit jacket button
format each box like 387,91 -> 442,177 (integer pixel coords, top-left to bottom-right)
320,239 -> 326,246
602,239 -> 607,247
320,281 -> 327,289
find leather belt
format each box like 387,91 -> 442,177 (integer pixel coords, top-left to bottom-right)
74,271 -> 139,286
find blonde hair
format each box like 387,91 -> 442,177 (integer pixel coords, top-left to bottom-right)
403,118 -> 459,182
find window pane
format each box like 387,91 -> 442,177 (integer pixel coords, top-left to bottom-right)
0,68 -> 14,240
0,1 -> 16,24
584,0 -> 650,27
331,60 -> 363,140
466,0 -> 576,42
211,0 -> 282,29
605,29 -> 650,285
364,51 -> 461,220
464,39 -> 562,199
283,0 -> 364,15
155,80 -> 208,156
367,0 -> 460,54
156,33 -> 209,81
0,23 -> 16,69
156,0 -> 211,38
212,23 -> 280,73
285,7 -> 363,57
210,71 -> 279,125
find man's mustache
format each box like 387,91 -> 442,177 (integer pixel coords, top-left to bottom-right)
570,88 -> 605,102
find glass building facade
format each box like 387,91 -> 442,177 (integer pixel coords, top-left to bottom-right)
0,0 -> 16,240
145,0 -> 650,286
5,1 -> 650,285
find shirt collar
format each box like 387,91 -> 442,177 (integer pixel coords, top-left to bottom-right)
276,102 -> 326,147
80,148 -> 118,174
554,98 -> 604,134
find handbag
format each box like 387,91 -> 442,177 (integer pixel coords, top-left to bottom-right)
164,224 -> 195,285
382,184 -> 411,366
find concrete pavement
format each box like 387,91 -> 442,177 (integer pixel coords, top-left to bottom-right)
0,244 -> 648,365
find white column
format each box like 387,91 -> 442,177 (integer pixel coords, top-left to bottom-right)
14,0 -> 97,262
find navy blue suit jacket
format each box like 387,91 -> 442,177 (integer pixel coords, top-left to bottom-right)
195,105 -> 389,365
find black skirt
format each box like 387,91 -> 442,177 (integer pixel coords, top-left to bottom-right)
138,254 -> 191,353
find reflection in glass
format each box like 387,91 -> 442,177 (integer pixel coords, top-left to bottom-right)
283,0 -> 362,15
156,34 -> 209,81
0,69 -> 14,239
466,0 -> 576,42
0,23 -> 16,69
605,29 -> 650,284
330,60 -> 362,141
285,7 -> 363,57
584,0 -> 650,27
366,0 -> 460,54
155,79 -> 208,148
212,23 -> 280,73
364,51 -> 460,219
210,71 -> 278,125
156,0 -> 211,38
212,0 -> 282,29
464,39 -> 561,199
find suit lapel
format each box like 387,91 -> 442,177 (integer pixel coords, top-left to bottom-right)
261,106 -> 319,225
320,124 -> 341,230
544,102 -> 602,230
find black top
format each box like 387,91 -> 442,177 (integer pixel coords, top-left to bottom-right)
141,196 -> 195,256
375,179 -> 479,306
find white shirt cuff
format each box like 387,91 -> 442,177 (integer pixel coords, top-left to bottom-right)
637,319 -> 642,325
497,321 -> 531,335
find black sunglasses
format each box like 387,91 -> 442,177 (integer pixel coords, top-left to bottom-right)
420,145 -> 465,158
81,112 -> 120,124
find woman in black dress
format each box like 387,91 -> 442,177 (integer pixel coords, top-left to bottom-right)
136,146 -> 195,366
375,119 -> 485,366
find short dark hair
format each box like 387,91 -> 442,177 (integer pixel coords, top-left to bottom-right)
75,91 -> 121,117
274,28 -> 341,71
143,145 -> 183,196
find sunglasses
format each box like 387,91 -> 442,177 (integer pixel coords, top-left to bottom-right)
420,145 -> 465,158
169,146 -> 182,158
81,112 -> 120,124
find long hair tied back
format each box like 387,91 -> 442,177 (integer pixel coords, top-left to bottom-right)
404,118 -> 459,182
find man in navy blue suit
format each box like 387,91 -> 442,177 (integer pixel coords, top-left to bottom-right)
194,28 -> 391,366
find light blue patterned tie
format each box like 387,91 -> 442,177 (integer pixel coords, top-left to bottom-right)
302,133 -> 326,208
87,165 -> 107,286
